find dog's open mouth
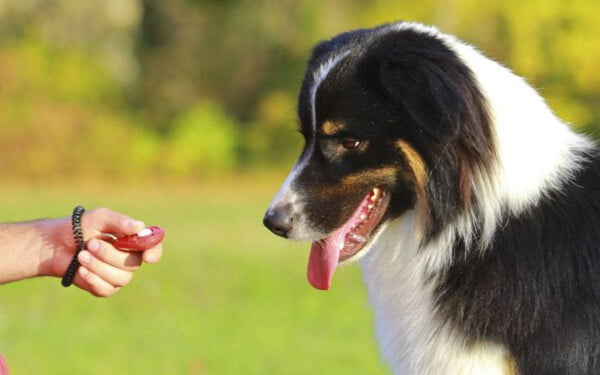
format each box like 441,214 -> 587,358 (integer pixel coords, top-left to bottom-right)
307,187 -> 391,290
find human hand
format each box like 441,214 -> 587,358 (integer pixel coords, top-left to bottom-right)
42,207 -> 164,297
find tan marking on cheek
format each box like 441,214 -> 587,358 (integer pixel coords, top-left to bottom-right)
396,140 -> 430,232
339,167 -> 397,187
504,355 -> 520,375
396,140 -> 428,193
321,120 -> 343,136
459,160 -> 474,209
315,167 -> 397,201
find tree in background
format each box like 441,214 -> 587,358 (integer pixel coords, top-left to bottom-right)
0,0 -> 598,180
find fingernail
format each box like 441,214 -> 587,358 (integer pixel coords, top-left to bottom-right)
79,251 -> 91,264
145,254 -> 155,263
88,239 -> 100,253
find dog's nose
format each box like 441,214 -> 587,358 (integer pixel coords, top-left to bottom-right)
263,204 -> 294,238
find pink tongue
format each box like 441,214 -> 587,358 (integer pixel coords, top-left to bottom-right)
306,189 -> 385,291
307,239 -> 340,290
306,212 -> 354,290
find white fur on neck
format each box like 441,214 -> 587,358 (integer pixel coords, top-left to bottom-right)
449,37 -> 593,209
386,22 -> 594,249
442,29 -> 594,247
358,23 -> 595,375
360,212 -> 511,375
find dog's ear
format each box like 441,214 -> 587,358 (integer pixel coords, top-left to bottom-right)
362,32 -> 488,147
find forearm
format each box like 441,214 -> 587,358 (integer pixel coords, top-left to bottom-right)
0,218 -> 71,284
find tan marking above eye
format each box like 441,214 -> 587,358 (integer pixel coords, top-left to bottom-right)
321,120 -> 343,135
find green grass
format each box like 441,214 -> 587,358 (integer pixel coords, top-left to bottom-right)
0,181 -> 389,374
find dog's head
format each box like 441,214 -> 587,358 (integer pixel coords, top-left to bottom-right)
263,23 -> 494,290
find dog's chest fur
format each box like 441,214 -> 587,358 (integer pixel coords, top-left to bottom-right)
359,213 -> 515,375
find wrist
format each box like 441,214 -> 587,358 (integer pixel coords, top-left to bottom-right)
36,217 -> 74,277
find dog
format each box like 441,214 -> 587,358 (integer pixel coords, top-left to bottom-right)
263,21 -> 600,375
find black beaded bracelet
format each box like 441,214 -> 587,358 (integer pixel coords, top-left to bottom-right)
61,205 -> 86,287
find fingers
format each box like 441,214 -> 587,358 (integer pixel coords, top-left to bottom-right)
72,239 -> 142,297
142,244 -> 163,264
78,250 -> 133,286
74,267 -> 121,297
87,239 -> 143,270
81,207 -> 145,239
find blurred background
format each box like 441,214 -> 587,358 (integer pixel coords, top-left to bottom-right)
0,0 -> 598,374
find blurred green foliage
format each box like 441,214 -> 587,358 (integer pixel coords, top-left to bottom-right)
165,102 -> 239,175
0,0 -> 598,181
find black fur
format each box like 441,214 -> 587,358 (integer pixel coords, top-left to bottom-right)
438,150 -> 600,374
294,25 -> 495,239
267,22 -> 600,374
356,28 -> 495,237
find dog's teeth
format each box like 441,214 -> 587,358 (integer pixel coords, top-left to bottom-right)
360,214 -> 367,221
349,233 -> 367,243
372,188 -> 381,201
368,204 -> 374,210
338,242 -> 345,250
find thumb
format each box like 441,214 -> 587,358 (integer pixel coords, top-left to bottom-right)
82,207 -> 145,239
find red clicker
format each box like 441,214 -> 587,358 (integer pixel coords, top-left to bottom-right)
112,226 -> 165,251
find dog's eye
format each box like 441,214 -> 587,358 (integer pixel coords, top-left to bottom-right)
341,138 -> 363,150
